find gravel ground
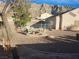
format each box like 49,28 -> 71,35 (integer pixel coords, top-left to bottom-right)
11,30 -> 79,44
0,29 -> 79,59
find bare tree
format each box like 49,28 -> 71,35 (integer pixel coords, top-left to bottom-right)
1,1 -> 14,54
1,0 -> 31,54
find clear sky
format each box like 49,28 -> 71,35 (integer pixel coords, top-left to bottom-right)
0,0 -> 5,3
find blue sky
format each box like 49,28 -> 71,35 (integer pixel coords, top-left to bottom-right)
0,0 -> 5,3
0,0 -> 79,8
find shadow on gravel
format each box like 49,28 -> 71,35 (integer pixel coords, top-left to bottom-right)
16,35 -> 79,53
0,45 -> 5,54
17,42 -> 79,53
15,35 -> 79,59
16,41 -> 79,59
0,45 -> 8,59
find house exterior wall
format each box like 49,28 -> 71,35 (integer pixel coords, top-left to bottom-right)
45,16 -> 56,29
61,8 -> 79,30
55,16 -> 60,30
55,8 -> 79,30
31,16 -> 56,29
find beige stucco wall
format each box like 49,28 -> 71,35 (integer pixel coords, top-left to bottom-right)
55,16 -> 60,30
62,8 -> 79,30
55,8 -> 79,30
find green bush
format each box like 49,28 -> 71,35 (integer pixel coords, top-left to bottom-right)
12,0 -> 32,27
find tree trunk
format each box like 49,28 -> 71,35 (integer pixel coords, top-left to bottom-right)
1,14 -> 12,54
1,4 -> 13,54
